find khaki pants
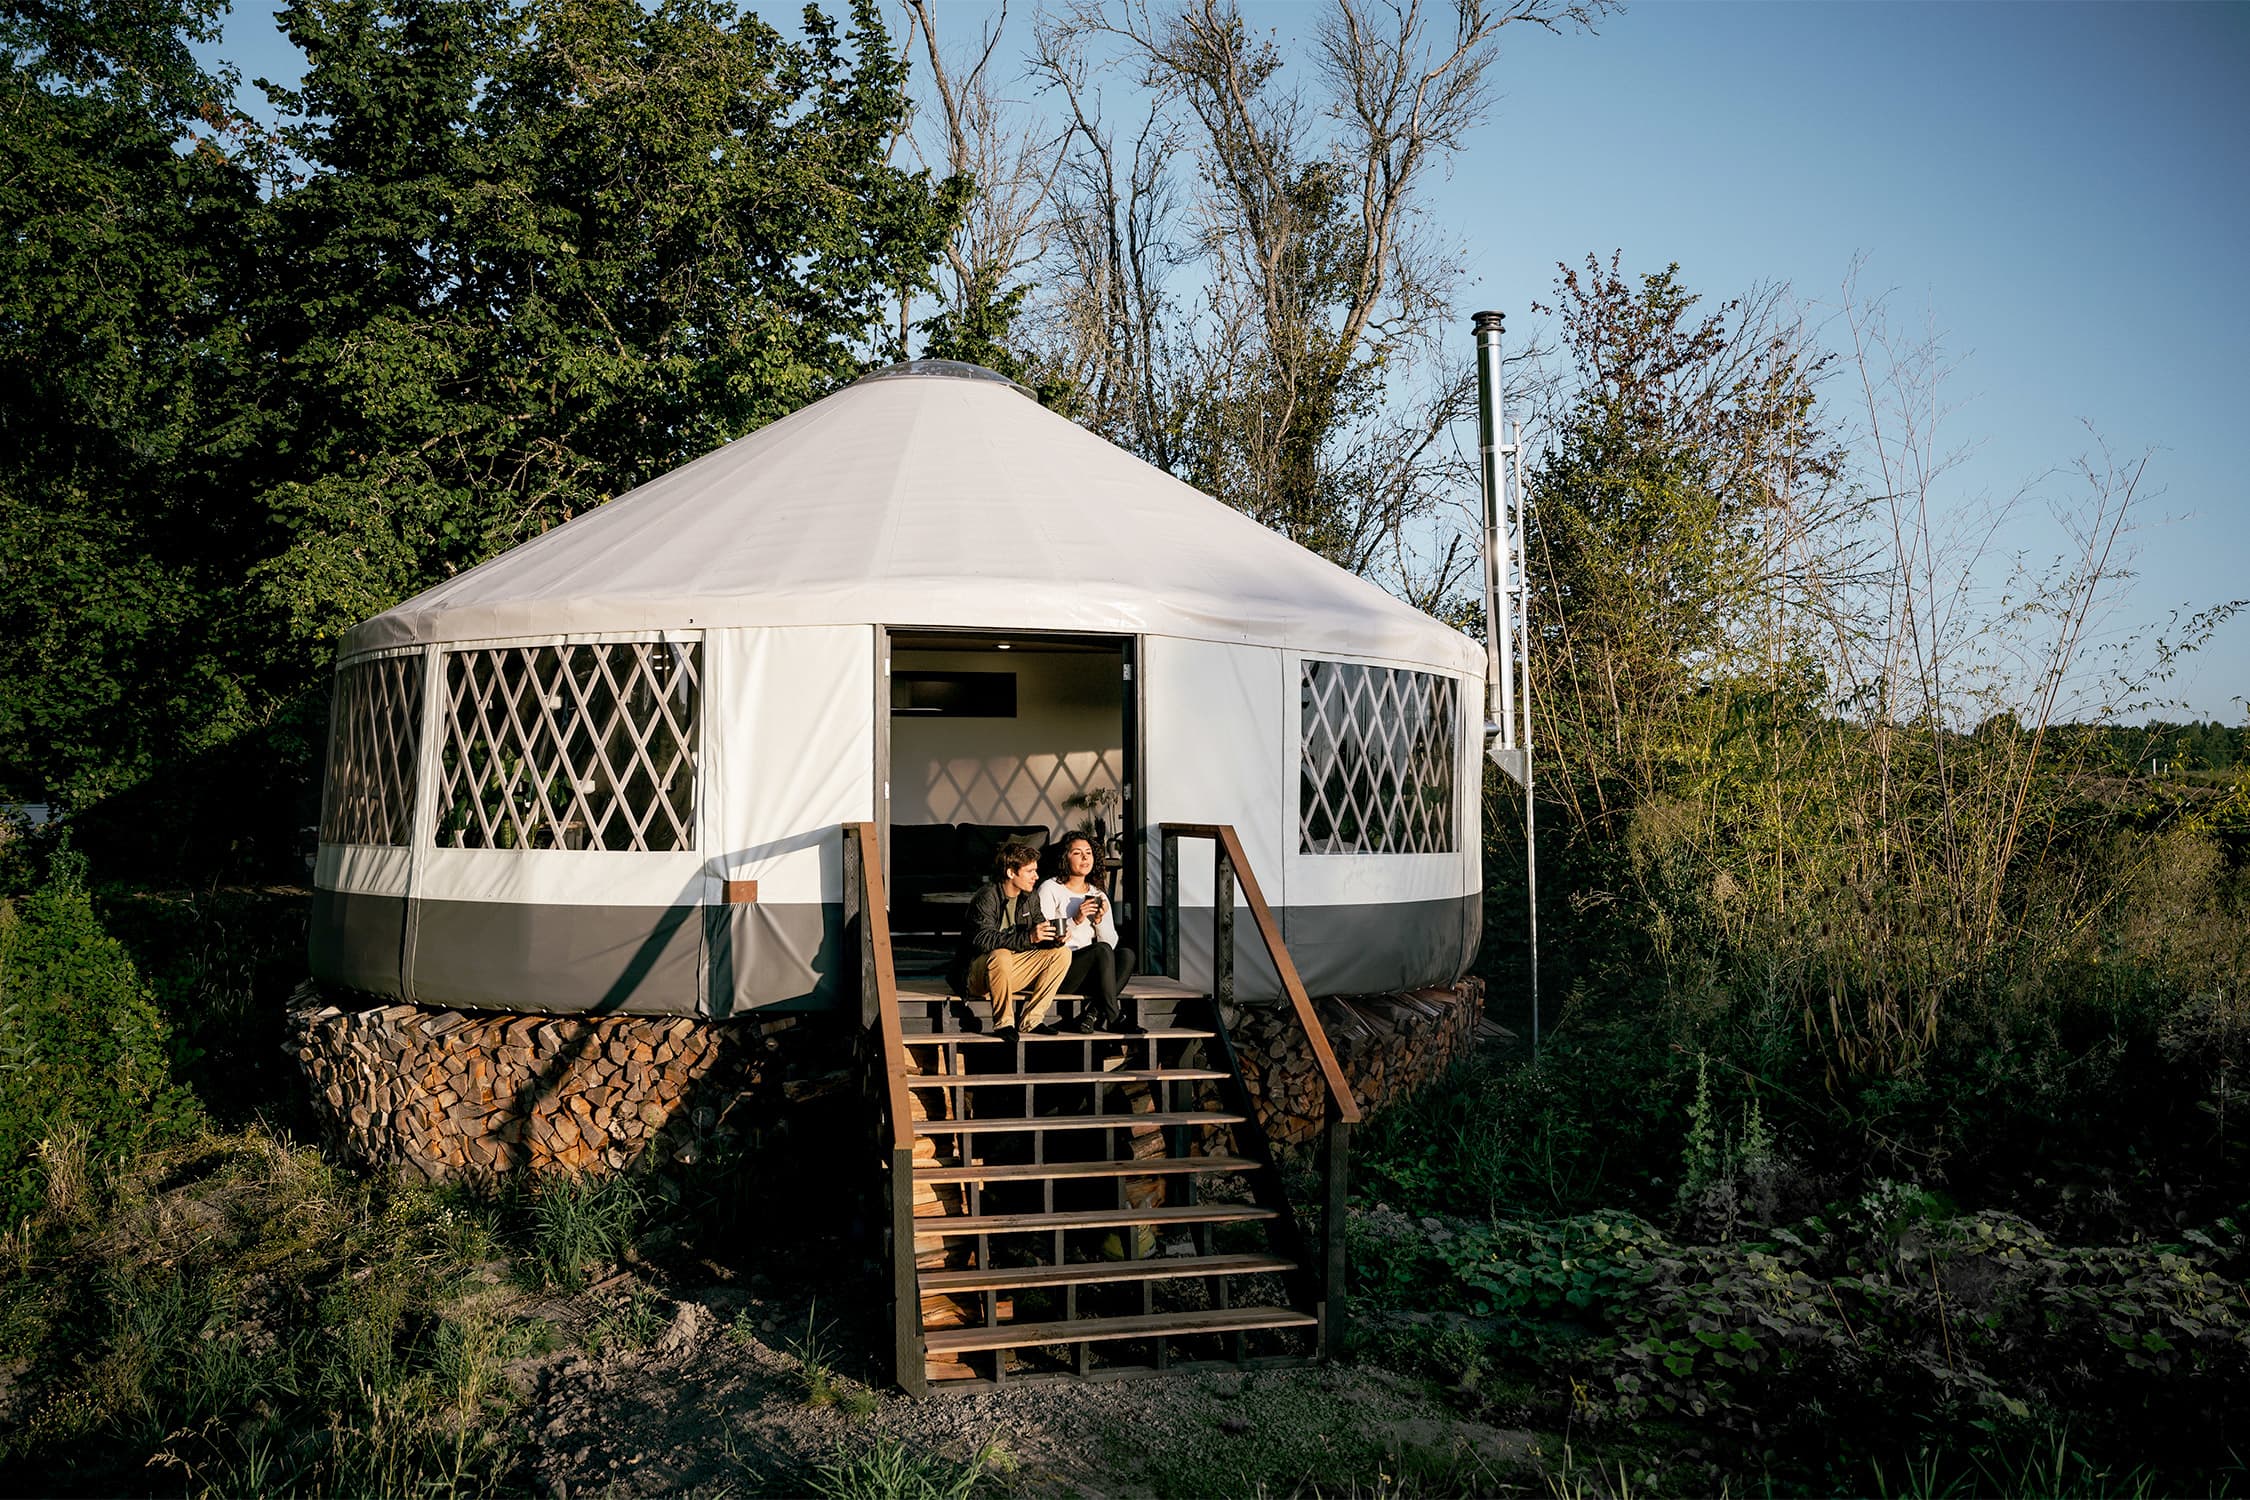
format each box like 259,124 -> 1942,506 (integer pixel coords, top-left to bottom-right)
968,947 -> 1072,1031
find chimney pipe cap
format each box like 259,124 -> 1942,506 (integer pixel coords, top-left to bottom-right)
1473,310 -> 1506,335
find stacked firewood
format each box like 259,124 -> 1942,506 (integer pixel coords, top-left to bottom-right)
288,988 -> 789,1183
1231,978 -> 1491,1152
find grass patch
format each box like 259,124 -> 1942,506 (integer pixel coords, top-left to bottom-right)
789,1305 -> 879,1417
807,1435 -> 1007,1500
589,1285 -> 667,1357
528,1169 -> 646,1289
0,1127 -> 540,1496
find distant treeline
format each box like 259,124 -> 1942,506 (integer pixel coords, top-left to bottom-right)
2098,718 -> 2250,774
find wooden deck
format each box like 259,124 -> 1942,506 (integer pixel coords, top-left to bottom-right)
893,973 -> 1203,1004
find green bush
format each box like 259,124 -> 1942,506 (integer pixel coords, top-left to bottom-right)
1354,1003 -> 1693,1220
0,858 -> 200,1225
93,885 -> 310,1128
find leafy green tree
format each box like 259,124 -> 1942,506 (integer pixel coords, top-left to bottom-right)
2,0 -> 966,873
248,0 -> 966,670
1526,256 -> 1845,840
0,0 -> 265,807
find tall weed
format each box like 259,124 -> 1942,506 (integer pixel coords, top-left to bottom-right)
808,1435 -> 1005,1500
530,1170 -> 646,1288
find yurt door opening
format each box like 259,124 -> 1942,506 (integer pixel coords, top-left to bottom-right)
879,630 -> 1139,971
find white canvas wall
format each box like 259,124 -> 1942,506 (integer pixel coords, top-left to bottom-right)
889,647 -> 1124,833
1140,635 -> 1289,998
710,625 -> 877,903
316,842 -> 412,897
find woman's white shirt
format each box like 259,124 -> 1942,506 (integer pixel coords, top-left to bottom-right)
1039,879 -> 1118,952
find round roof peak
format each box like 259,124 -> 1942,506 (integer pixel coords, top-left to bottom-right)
343,357 -> 1480,674
851,358 -> 1033,396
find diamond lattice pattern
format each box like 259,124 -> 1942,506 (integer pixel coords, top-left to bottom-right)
916,749 -> 1125,832
437,642 -> 700,852
1300,661 -> 1456,855
320,654 -> 423,847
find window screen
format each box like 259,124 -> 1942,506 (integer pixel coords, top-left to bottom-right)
436,641 -> 700,852
320,653 -> 423,847
1299,661 -> 1457,855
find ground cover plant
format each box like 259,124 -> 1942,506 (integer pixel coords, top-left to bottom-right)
1349,1054 -> 2250,1493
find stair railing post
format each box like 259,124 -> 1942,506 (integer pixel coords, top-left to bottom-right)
891,1140 -> 924,1396
1213,845 -> 1235,1009
1160,829 -> 1181,979
1157,821 -> 1360,1369
848,821 -> 925,1397
1320,1103 -> 1351,1362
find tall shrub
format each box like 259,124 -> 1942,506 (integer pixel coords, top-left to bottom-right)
0,859 -> 200,1223
1521,258 -> 2241,1088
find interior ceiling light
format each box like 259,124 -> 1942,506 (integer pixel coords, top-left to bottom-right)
996,642 -> 1011,650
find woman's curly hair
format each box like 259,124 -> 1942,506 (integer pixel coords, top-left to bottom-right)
1052,830 -> 1107,878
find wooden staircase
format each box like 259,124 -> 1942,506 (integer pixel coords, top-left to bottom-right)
846,822 -> 1360,1394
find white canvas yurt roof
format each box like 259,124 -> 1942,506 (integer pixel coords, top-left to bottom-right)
343,362 -> 1482,674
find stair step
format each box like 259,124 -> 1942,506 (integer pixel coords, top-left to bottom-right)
920,1252 -> 1295,1294
915,1154 -> 1261,1184
917,1203 -> 1276,1236
903,1029 -> 1213,1045
907,1069 -> 1228,1087
925,1305 -> 1315,1355
913,1110 -> 1244,1136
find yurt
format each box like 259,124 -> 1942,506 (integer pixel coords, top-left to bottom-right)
312,361 -> 1485,1018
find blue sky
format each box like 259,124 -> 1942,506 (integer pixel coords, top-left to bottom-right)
1416,0 -> 2250,721
194,1 -> 2250,719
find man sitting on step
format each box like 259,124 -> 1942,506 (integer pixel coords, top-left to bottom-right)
947,840 -> 1072,1042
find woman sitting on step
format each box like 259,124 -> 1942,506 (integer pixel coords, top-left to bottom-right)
948,840 -> 1072,1042
1039,832 -> 1142,1035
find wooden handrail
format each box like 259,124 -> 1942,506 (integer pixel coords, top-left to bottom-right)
848,821 -> 915,1152
1158,823 -> 1361,1126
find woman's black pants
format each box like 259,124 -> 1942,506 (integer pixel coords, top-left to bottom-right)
1060,942 -> 1138,1024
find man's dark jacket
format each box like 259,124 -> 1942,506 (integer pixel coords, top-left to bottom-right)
947,881 -> 1051,995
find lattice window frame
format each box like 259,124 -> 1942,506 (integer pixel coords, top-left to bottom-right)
320,652 -> 424,848
435,640 -> 702,853
1299,660 -> 1458,856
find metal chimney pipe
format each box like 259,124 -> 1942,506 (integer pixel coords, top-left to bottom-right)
1474,311 -> 1512,753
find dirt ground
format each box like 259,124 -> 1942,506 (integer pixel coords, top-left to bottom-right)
514,1262 -> 1543,1499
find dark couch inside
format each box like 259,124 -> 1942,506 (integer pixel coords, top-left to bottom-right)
889,821 -> 1049,934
